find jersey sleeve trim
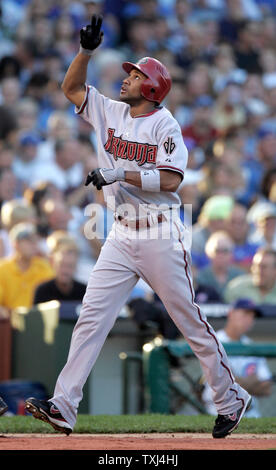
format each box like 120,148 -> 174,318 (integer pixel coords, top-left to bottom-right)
75,84 -> 90,115
157,165 -> 184,179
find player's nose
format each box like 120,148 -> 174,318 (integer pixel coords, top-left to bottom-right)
122,76 -> 130,85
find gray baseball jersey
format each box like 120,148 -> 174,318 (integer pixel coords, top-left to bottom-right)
76,84 -> 188,213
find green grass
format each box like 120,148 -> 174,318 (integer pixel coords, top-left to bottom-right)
1,414 -> 276,434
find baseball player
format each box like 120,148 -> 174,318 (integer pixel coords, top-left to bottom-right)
25,15 -> 251,438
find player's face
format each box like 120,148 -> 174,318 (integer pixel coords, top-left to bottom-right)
120,69 -> 147,105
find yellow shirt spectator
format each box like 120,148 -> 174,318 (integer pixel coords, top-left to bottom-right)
0,255 -> 54,309
0,222 -> 54,310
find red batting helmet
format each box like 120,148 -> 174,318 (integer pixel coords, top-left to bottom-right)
122,57 -> 172,104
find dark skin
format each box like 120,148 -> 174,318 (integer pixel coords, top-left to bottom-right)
61,52 -> 182,192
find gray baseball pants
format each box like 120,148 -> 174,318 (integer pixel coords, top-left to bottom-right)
51,217 -> 250,428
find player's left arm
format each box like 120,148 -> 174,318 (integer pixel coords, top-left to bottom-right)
124,169 -> 182,192
84,168 -> 181,192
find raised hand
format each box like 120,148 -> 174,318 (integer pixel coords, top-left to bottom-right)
80,14 -> 104,54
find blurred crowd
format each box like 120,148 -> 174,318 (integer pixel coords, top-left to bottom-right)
0,0 -> 276,322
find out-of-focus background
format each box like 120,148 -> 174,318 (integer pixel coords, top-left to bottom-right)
0,0 -> 276,420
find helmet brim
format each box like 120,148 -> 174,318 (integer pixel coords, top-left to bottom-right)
122,61 -> 149,78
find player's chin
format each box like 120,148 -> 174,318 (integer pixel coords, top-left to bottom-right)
119,92 -> 130,103
119,94 -> 139,106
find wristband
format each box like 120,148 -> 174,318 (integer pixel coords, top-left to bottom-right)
140,169 -> 160,192
79,45 -> 94,56
115,167 -> 126,181
98,167 -> 125,184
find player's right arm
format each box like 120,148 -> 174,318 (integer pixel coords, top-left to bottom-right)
61,53 -> 90,108
61,14 -> 104,108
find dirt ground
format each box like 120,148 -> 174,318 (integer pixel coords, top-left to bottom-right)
1,432 -> 276,451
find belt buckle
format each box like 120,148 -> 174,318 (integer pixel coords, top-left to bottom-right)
115,214 -> 163,230
147,213 -> 165,227
136,218 -> 148,230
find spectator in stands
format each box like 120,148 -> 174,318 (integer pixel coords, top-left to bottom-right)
66,135 -> 98,209
225,201 -> 259,271
23,181 -> 64,238
0,105 -> 18,146
128,294 -> 180,340
0,167 -> 17,210
211,43 -> 246,94
24,71 -> 50,109
52,15 -> 77,68
243,97 -> 270,162
166,0 -> 191,52
255,128 -> 276,186
248,202 -> 276,249
0,199 -> 37,257
248,168 -> 276,217
200,158 -> 245,200
12,132 -> 41,187
33,238 -> 86,304
191,195 -> 234,267
81,0 -> 120,49
92,49 -> 126,100
201,298 -> 273,418
224,247 -> 276,304
209,137 -> 261,206
41,197 -> 100,283
177,168 -> 204,225
0,222 -> 54,312
15,97 -> 39,134
232,20 -> 263,74
46,230 -> 79,255
212,80 -> 247,136
264,84 -> 276,129
182,94 -> 218,149
120,16 -> 154,63
37,110 -> 78,163
0,55 -> 21,82
193,266 -> 224,304
0,144 -> 25,200
0,77 -> 21,108
0,143 -> 15,170
39,198 -> 74,236
31,138 -> 84,194
195,231 -> 244,299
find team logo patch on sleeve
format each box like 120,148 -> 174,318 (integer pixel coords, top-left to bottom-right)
163,137 -> 176,155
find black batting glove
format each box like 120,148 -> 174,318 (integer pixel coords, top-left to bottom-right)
80,14 -> 104,55
85,169 -> 106,190
85,168 -> 125,190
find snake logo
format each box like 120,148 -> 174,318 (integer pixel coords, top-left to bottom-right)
164,137 -> 176,155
